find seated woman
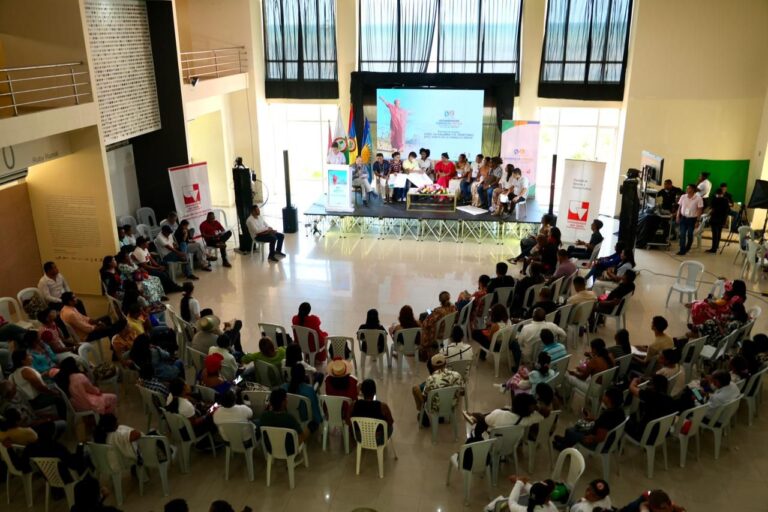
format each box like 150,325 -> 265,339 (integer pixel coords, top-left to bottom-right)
463,393 -> 542,439
513,214 -> 555,263
117,249 -> 166,302
180,281 -> 201,323
165,378 -> 216,436
471,303 -> 512,361
9,350 -> 66,420
22,330 -> 58,378
590,248 -> 636,295
242,336 -> 286,369
93,413 -> 142,468
590,270 -> 636,329
37,308 -> 75,361
99,255 -> 123,299
389,305 -> 422,355
112,322 -> 138,366
129,334 -> 183,382
1,380 -> 67,442
358,308 -> 388,356
687,279 -> 746,329
55,357 -> 117,415
569,479 -> 612,512
282,364 -> 323,432
282,343 -> 323,387
291,302 -> 328,363
504,352 -> 557,395
199,353 -> 233,394
123,279 -> 165,320
607,328 -> 631,360
125,302 -> 153,337
420,293 -> 458,361
505,478 -> 558,512
553,386 -> 625,450
565,339 -> 614,395
325,358 -> 358,406
697,300 -> 749,347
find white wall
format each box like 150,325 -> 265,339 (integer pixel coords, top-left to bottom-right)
106,144 -> 141,219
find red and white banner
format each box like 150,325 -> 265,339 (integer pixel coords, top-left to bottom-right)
558,159 -> 606,243
168,162 -> 213,239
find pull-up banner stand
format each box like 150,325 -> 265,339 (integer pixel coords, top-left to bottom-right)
168,162 -> 213,239
558,159 -> 606,243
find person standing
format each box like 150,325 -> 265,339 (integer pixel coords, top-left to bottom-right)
350,156 -> 374,206
707,184 -> 731,253
676,184 -> 704,255
696,172 -> 712,208
372,153 -> 392,203
246,205 -> 286,263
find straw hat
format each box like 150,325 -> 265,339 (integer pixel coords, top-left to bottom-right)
196,315 -> 220,333
431,353 -> 447,368
327,358 -> 353,377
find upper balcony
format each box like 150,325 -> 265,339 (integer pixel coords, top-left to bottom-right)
0,61 -> 92,119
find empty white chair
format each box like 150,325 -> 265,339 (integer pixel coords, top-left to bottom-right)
0,443 -> 33,507
163,410 -> 217,473
700,395 -> 742,459
550,448 -> 586,510
327,335 -> 358,373
621,412 -> 677,478
392,327 -> 421,375
446,438 -> 496,505
218,422 -> 259,481
488,425 -> 525,484
54,383 -> 97,439
292,325 -> 325,367
261,426 -> 309,489
78,342 -> 119,398
286,393 -> 313,432
526,409 -> 561,472
434,311 -> 458,346
614,354 -> 633,384
0,297 -> 30,327
351,417 -> 397,478
733,225 -> 754,264
680,336 -> 706,380
669,403 -> 708,467
86,442 -> 127,505
136,385 -> 165,432
243,390 -> 271,418
136,207 -> 161,236
258,322 -> 290,347
577,417 -> 628,482
741,365 -> 768,425
357,329 -> 390,378
134,223 -> 152,239
136,435 -> 171,496
118,215 -> 137,229
602,295 -> 631,331
456,299 -> 474,340
319,395 -> 351,453
576,242 -> 602,267
476,326 -> 516,378
665,260 -> 704,307
419,385 -> 461,443
31,457 -> 86,512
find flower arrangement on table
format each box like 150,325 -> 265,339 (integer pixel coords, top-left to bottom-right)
417,184 -> 449,195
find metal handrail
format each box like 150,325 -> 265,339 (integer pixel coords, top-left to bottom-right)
0,61 -> 92,117
180,46 -> 247,84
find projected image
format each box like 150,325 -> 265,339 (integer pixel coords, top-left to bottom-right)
377,88 -> 484,157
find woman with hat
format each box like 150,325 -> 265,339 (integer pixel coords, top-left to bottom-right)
325,358 -> 358,402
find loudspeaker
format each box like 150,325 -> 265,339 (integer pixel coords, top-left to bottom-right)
618,174 -> 640,248
282,150 -> 298,233
233,165 -> 254,251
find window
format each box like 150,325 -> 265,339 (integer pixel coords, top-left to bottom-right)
358,0 -> 522,79
536,107 -> 622,216
262,0 -> 338,99
539,0 -> 633,100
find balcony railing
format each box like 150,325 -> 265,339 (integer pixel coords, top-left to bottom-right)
0,62 -> 92,118
180,46 -> 247,84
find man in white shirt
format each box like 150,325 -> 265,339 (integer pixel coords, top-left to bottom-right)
676,184 -> 704,256
131,237 -> 182,292
443,325 -> 474,363
509,167 -> 529,215
246,205 -> 285,263
155,225 -> 197,279
37,261 -> 87,314
470,154 -> 483,179
517,308 -> 567,365
704,370 -> 740,420
696,171 -> 712,206
212,389 -> 254,425
326,142 -> 347,165
208,334 -> 238,380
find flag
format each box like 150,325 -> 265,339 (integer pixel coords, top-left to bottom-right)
361,118 -> 372,165
331,107 -> 347,163
327,120 -> 332,150
347,105 -> 358,164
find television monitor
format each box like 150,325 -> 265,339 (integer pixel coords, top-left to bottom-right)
640,150 -> 664,186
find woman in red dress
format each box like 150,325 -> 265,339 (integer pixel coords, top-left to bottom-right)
434,152 -> 457,188
292,302 -> 328,363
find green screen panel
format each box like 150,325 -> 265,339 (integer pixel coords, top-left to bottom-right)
682,159 -> 749,204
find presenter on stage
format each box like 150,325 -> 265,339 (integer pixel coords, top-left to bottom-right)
434,153 -> 456,188
379,96 -> 408,152
327,141 -> 347,164
351,156 -> 374,206
373,153 -> 392,203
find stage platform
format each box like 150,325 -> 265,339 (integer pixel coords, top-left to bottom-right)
303,195 -> 542,243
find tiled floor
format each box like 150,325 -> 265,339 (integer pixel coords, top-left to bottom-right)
13,215 -> 768,511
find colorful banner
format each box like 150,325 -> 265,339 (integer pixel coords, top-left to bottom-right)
325,165 -> 354,212
501,120 -> 540,197
558,159 -> 606,243
167,162 -> 213,239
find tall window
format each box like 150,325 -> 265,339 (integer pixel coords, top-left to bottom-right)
539,0 -> 632,100
262,0 -> 338,99
358,0 -> 522,79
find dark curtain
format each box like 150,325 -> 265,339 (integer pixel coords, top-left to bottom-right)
263,0 -> 338,98
437,0 -> 522,76
358,0 -> 438,73
539,0 -> 632,100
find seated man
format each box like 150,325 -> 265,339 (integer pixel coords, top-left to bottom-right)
191,315 -> 221,353
246,205 -> 285,263
155,225 -> 198,280
412,354 -> 464,421
566,219 -> 604,259
553,386 -> 625,450
591,270 -> 636,330
487,261 -> 515,294
59,292 -> 126,342
547,249 -> 577,285
508,166 -> 529,215
585,242 -> 625,282
703,370 -> 740,421
527,287 -> 558,317
199,212 -> 232,267
567,276 -> 597,305
625,375 -> 676,441
518,308 -> 566,365
212,389 -> 253,425
350,156 -> 374,206
632,315 -> 674,366
131,236 -> 184,292
351,379 -> 394,440
260,388 -> 309,444
38,261 -> 85,313
208,334 -> 238,381
540,328 -> 567,362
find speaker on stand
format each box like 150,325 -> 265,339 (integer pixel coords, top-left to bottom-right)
618,169 -> 641,248
282,150 -> 298,233
233,158 -> 254,253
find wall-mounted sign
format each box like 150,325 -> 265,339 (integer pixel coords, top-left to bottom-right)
1,133 -> 72,179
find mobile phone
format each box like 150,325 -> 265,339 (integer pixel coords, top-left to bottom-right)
427,309 -> 433,315
692,388 -> 704,402
208,403 -> 220,414
234,375 -> 243,385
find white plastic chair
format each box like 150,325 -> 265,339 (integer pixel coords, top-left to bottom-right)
419,385 -> 461,444
741,239 -> 766,282
699,330 -> 739,364
136,384 -> 165,432
577,417 -> 628,482
86,442 -> 127,505
118,215 -> 138,230
393,327 -> 421,375
456,299 -> 474,340
577,242 -> 602,267
0,443 -> 33,508
549,277 -> 565,304
218,422 -> 259,481
566,301 -> 595,347
435,311 -> 458,346
614,354 -> 632,384
78,342 -> 119,399
327,335 -> 358,373
665,261 -> 705,307
521,283 -> 546,313
446,438 -> 496,505
550,447 -> 586,510
351,417 -> 397,478
319,394 -> 351,453
747,305 -> 763,321
250,238 -> 269,261
136,435 -> 171,496
493,286 -> 515,310
31,457 -> 86,512
292,325 -> 325,367
680,336 -> 706,380
0,297 -> 30,327
163,410 -> 217,473
357,329 -> 391,378
550,355 -> 572,396
601,295 -> 631,331
733,225 -> 754,264
286,392 -> 313,432
475,294 -> 494,329
700,395 -> 742,459
186,346 -> 206,374
488,425 -> 525,484
261,426 -> 308,489
196,385 -> 217,404
669,403 -> 708,467
53,383 -> 97,438
621,412 -> 677,478
526,409 -> 561,472
741,365 -> 768,425
136,207 -> 161,237
572,366 -> 618,417
135,223 -> 152,239
477,326 -> 516,378
252,359 -> 284,388
243,390 -> 271,418
258,323 -> 290,347
16,287 -> 45,322
559,270 -> 579,301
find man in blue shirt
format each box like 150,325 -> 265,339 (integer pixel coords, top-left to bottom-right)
372,153 -> 392,203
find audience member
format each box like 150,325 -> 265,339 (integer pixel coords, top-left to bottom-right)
292,302 -> 328,363
70,475 -> 123,512
472,303 -> 513,362
260,388 -> 308,443
199,211 -> 233,267
620,489 -> 686,512
100,255 -> 123,298
180,281 -> 201,322
137,364 -> 170,399
464,393 -> 542,439
444,325 -> 474,362
9,350 -> 66,419
540,328 -> 567,362
131,236 -> 184,292
351,378 -> 394,440
518,308 -> 566,365
246,205 -> 286,262
548,249 -> 577,285
282,364 -> 322,430
155,225 -> 198,280
632,316 -> 674,365
420,292 -> 458,360
23,330 -> 58,376
55,356 -> 117,415
242,337 -> 286,368
412,354 -> 464,417
528,287 -> 559,317
192,315 -> 222,352
505,478 -> 558,512
565,339 -> 614,395
625,375 -> 676,441
358,308 -> 388,355
22,420 -> 88,483
570,479 -> 612,512
703,370 -> 740,420
175,219 -> 213,272
324,358 -> 358,402
553,387 -> 625,450
209,334 -> 238,381
200,353 -> 232,394
513,214 -> 555,263
488,262 -> 515,293
608,329 -> 632,360
213,389 -> 253,425
60,292 -> 127,341
93,413 -> 142,466
591,249 -> 636,295
116,250 -> 167,303
504,352 -> 557,395
511,262 -> 546,315
656,349 -> 685,396
129,334 -> 183,381
389,305 -> 421,355
567,276 -> 597,305
166,378 -> 216,437
38,261 -> 82,311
